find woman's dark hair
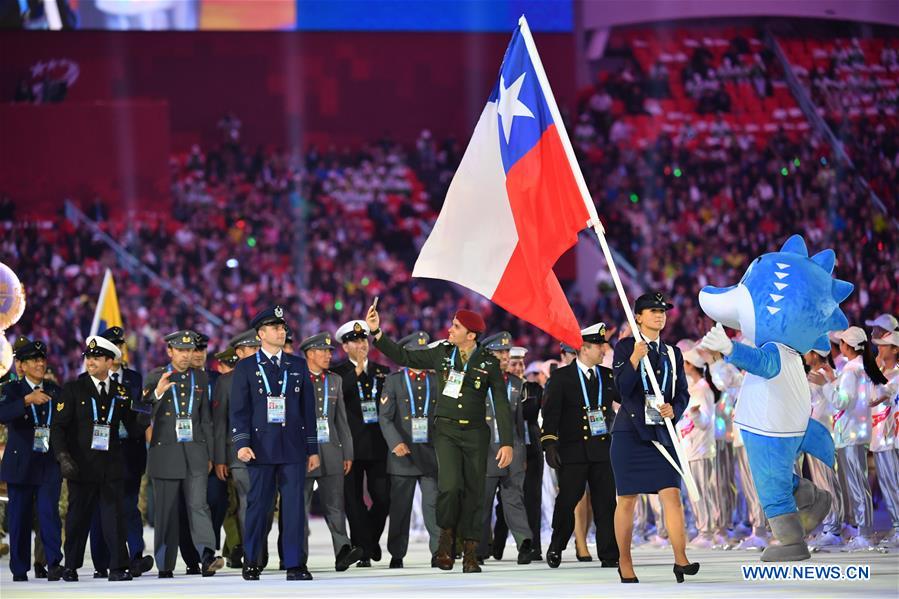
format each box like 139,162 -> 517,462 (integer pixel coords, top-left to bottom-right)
704,366 -> 723,404
860,341 -> 888,385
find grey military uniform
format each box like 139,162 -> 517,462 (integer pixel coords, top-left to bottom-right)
142,365 -> 218,571
479,374 -> 532,555
303,371 -> 354,557
212,369 -> 251,539
379,368 -> 440,558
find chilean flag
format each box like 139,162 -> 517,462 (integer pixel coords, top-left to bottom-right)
412,17 -> 592,347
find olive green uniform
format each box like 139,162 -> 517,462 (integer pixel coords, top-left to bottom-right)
373,335 -> 513,541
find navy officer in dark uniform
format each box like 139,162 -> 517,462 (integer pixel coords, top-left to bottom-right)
52,336 -> 142,582
610,292 -> 698,584
88,326 -> 153,578
541,323 -> 619,569
230,305 -> 319,581
331,319 -> 391,566
0,340 -> 64,582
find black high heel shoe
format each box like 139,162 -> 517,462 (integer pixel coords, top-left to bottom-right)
673,562 -> 700,583
617,566 -> 639,583
576,552 -> 593,562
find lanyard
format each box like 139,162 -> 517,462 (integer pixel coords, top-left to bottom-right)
31,403 -> 51,427
91,394 -> 115,424
357,378 -> 379,402
256,352 -> 288,397
167,365 -> 196,417
640,351 -> 669,397
486,381 -> 512,417
576,365 -> 602,410
404,369 -> 431,417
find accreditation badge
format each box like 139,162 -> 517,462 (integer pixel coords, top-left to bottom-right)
411,417 -> 429,443
33,426 -> 50,453
176,417 -> 194,442
267,395 -> 286,424
588,410 -> 608,436
316,418 -> 330,443
443,370 -> 464,398
91,424 -> 111,451
644,393 -> 664,426
361,400 -> 378,424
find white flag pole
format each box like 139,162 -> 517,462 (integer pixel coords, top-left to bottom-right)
517,15 -> 698,501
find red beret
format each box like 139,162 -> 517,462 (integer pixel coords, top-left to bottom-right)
454,309 -> 486,334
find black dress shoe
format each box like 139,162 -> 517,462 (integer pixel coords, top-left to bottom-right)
108,569 -> 132,581
600,559 -> 619,568
431,555 -> 439,568
62,568 -> 79,582
356,558 -> 371,568
529,550 -> 543,562
13,573 -> 28,582
492,542 -> 505,561
201,550 -> 224,577
286,566 -> 313,581
476,556 -> 486,565
158,571 -> 174,579
131,555 -> 154,577
48,564 -> 65,581
227,546 -> 244,569
389,557 -> 403,569
185,565 -> 201,575
335,545 -> 364,572
517,539 -> 534,565
241,565 -> 260,581
371,544 -> 382,562
546,550 -> 562,568
93,568 -> 108,579
35,563 -> 48,578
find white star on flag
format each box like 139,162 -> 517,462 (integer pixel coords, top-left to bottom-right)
497,72 -> 535,144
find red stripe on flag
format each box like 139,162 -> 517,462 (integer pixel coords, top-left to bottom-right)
491,124 -> 590,347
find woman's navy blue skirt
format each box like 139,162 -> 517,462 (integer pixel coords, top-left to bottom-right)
610,430 -> 681,495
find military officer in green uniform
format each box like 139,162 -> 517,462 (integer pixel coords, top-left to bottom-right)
365,305 -> 513,573
477,331 -> 534,565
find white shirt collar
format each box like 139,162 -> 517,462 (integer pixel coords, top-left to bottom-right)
25,377 -> 43,390
261,348 -> 283,362
349,358 -> 368,373
109,366 -> 124,381
575,358 -> 597,377
641,332 -> 661,344
90,374 -> 110,394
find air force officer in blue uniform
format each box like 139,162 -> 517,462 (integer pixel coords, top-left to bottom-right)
230,305 -> 320,581
0,340 -> 64,582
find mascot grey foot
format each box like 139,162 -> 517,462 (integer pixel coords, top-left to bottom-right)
762,514 -> 811,562
794,478 -> 832,535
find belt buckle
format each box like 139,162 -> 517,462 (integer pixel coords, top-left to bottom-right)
459,419 -> 469,424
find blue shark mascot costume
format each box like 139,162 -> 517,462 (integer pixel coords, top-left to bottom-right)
698,235 -> 853,561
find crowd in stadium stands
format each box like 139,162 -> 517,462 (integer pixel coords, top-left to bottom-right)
3,29 -> 896,381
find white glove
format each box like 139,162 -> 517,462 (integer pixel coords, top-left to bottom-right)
700,323 -> 734,356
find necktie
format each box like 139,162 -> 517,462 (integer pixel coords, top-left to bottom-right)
272,355 -> 280,369
585,369 -> 593,381
112,373 -> 120,385
99,380 -> 108,406
649,341 -> 659,354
